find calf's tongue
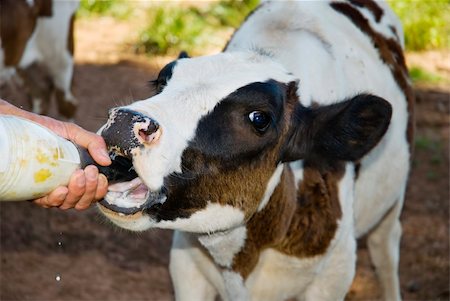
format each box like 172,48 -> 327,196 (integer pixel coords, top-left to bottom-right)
129,184 -> 149,199
108,177 -> 143,192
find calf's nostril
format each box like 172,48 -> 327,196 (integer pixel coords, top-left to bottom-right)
138,121 -> 160,144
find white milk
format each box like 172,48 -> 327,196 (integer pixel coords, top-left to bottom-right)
0,115 -> 81,201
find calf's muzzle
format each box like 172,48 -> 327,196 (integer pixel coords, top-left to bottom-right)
101,108 -> 160,159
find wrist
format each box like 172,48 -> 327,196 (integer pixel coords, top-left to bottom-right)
0,100 -> 34,120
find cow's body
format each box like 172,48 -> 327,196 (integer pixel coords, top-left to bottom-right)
0,0 -> 78,118
97,1 -> 412,300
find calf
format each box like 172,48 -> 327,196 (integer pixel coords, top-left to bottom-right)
98,1 -> 413,300
0,0 -> 78,118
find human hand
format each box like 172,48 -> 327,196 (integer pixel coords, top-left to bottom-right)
32,115 -> 112,210
0,100 -> 111,210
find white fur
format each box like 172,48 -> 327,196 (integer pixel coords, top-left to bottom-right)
222,270 -> 249,301
32,98 -> 42,114
0,38 -> 18,85
158,203 -> 245,233
105,202 -> 246,233
198,226 -> 247,268
257,164 -> 284,211
170,231 -> 222,301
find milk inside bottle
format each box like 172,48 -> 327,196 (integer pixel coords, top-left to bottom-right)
0,115 -> 81,201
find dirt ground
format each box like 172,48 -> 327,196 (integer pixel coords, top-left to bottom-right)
0,16 -> 449,301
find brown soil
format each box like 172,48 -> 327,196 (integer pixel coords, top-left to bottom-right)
1,16 -> 449,301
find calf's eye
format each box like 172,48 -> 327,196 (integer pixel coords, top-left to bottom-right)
248,111 -> 270,132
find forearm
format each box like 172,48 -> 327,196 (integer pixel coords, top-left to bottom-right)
0,99 -> 39,122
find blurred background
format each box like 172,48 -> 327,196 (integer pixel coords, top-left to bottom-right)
0,0 -> 448,300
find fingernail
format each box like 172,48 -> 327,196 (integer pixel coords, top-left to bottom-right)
85,166 -> 98,180
100,149 -> 112,163
99,174 -> 108,187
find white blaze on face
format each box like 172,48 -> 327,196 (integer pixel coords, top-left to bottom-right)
124,52 -> 295,192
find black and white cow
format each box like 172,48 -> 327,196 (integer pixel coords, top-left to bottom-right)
0,0 -> 78,118
98,1 -> 413,300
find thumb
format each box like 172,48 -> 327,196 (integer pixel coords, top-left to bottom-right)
66,123 -> 112,166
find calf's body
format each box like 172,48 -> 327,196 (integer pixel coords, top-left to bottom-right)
98,1 -> 412,300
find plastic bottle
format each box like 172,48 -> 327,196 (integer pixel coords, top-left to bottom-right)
0,115 -> 136,201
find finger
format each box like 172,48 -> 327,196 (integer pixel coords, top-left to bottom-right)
33,197 -> 51,208
59,169 -> 86,210
94,174 -> 109,201
66,123 -> 111,166
74,166 -> 99,210
33,187 -> 68,208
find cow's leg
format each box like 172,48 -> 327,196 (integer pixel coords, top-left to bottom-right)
302,234 -> 356,301
18,63 -> 52,115
52,50 -> 77,119
33,5 -> 79,119
170,231 -> 218,301
367,197 -> 403,301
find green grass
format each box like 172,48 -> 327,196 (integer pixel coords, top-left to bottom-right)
414,136 -> 444,170
134,0 -> 259,56
77,0 -> 133,19
409,66 -> 444,84
389,0 -> 450,51
415,136 -> 441,151
134,6 -> 208,56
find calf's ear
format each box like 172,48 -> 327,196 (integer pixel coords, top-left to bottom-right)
281,94 -> 392,163
178,51 -> 190,59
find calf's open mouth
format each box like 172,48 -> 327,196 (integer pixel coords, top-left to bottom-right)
100,177 -> 167,215
91,152 -> 166,216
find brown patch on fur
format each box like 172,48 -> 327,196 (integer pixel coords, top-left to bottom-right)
276,163 -> 343,256
231,166 -> 297,278
35,0 -> 52,17
0,0 -> 38,66
349,0 -> 383,22
67,13 -> 75,55
330,1 -> 415,153
231,163 -> 344,279
174,144 -> 283,222
0,0 -> 53,66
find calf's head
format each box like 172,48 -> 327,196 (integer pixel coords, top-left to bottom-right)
97,52 -> 392,232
